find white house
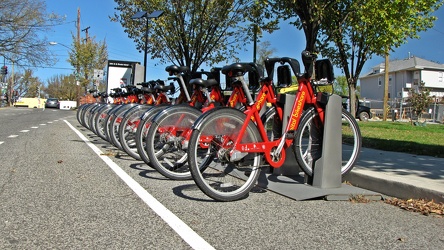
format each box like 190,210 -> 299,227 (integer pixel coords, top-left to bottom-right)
360,56 -> 444,102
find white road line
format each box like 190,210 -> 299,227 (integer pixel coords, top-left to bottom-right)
47,122 -> 53,124
0,141 -> 4,145
31,126 -> 38,129
8,135 -> 18,138
20,130 -> 30,133
40,124 -> 46,126
64,120 -> 214,250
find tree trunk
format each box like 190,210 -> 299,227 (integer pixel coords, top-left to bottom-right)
349,84 -> 357,118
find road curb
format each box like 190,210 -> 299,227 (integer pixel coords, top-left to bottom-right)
344,171 -> 444,203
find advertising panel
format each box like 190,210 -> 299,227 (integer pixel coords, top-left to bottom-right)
106,60 -> 143,102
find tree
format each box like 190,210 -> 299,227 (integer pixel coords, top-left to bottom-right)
406,81 -> 433,122
0,0 -> 64,67
334,75 -> 348,96
111,0 -> 277,75
269,0 -> 441,118
11,70 -> 43,98
1,0 -> 65,106
318,0 -> 442,118
256,41 -> 277,66
45,74 -> 78,100
68,35 -> 108,93
272,0 -> 339,53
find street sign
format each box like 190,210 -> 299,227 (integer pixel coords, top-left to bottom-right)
93,69 -> 104,80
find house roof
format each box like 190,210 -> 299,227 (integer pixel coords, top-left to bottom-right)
361,56 -> 444,78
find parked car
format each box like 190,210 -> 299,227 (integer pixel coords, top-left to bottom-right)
341,96 -> 372,121
45,98 -> 60,109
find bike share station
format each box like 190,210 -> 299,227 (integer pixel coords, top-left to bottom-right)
257,60 -> 381,201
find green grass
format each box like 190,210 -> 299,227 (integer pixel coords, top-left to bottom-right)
357,121 -> 444,157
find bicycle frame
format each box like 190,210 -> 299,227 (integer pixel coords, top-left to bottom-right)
190,82 -> 251,149
155,81 -> 220,137
155,78 -> 245,148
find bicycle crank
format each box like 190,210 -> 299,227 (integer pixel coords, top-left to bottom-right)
265,147 -> 286,168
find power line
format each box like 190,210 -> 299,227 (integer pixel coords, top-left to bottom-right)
432,27 -> 444,36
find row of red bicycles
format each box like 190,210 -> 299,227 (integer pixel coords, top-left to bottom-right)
77,51 -> 361,201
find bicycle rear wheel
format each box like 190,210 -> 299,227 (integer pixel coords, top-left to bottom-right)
146,105 -> 202,180
294,107 -> 361,177
187,108 -> 262,201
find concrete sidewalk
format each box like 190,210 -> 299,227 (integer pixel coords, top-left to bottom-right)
344,147 -> 444,203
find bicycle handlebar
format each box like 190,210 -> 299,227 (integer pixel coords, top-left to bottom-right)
264,57 -> 301,79
265,51 -> 317,80
301,50 -> 317,78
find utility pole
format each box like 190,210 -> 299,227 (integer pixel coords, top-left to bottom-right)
253,24 -> 257,64
82,26 -> 90,42
77,8 -> 81,43
383,52 -> 389,121
76,7 -> 81,107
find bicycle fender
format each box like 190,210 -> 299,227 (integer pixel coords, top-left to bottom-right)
191,107 -> 243,131
152,104 -> 201,125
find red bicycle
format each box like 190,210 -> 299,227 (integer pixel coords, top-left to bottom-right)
135,66 -> 191,166
144,66 -> 257,180
187,52 -> 361,201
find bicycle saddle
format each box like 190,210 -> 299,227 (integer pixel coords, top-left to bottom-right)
189,78 -> 218,88
155,83 -> 174,92
141,86 -> 154,93
221,62 -> 262,78
165,65 -> 190,76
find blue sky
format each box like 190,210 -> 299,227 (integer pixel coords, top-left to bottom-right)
39,0 -> 444,85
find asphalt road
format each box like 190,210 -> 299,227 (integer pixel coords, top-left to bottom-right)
0,107 -> 443,249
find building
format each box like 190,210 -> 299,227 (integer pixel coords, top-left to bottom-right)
360,56 -> 444,103
359,56 -> 444,121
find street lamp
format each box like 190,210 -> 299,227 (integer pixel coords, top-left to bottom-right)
49,41 -> 81,107
49,41 -> 70,49
132,10 -> 164,82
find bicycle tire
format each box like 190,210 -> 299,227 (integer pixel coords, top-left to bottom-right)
103,105 -> 124,143
188,107 -> 262,201
109,104 -> 139,150
118,105 -> 153,160
81,103 -> 99,130
135,105 -> 170,166
146,105 -> 202,180
88,104 -> 105,135
294,107 -> 361,177
76,103 -> 89,126
95,104 -> 117,141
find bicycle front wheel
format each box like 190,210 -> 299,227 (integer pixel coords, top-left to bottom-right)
109,104 -> 139,150
147,105 -> 202,180
294,107 -> 361,177
187,108 -> 263,202
135,105 -> 170,166
95,104 -> 116,141
119,105 -> 152,160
